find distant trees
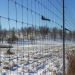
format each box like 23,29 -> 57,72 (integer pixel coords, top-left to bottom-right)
27,26 -> 35,44
69,32 -> 72,38
11,27 -> 16,38
3,28 -> 7,38
66,32 -> 72,41
59,29 -> 62,39
52,27 -> 57,41
21,27 -> 27,38
18,29 -> 21,38
73,31 -> 75,41
0,25 -> 2,42
21,27 -> 24,36
2,28 -> 7,43
0,31 -> 4,43
1,25 -> 75,44
26,27 -> 32,35
30,35 -> 35,44
0,25 -> 1,30
0,27 -> 7,43
7,27 -> 18,44
39,26 -> 49,40
26,27 -> 34,35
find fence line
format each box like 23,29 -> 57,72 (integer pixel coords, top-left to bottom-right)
0,0 -> 75,75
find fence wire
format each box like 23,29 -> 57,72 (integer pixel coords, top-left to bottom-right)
64,0 -> 75,75
0,0 -> 75,75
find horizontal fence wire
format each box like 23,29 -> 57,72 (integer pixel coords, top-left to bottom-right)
0,0 -> 62,27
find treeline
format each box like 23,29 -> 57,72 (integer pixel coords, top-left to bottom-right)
0,25 -> 75,44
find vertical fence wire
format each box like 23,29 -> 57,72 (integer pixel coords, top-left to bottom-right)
0,16 -> 2,75
8,0 -> 11,75
62,0 -> 65,75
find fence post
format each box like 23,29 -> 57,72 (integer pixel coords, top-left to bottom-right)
62,0 -> 65,75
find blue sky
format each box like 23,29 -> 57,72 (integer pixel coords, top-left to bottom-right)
64,0 -> 75,31
0,0 -> 75,31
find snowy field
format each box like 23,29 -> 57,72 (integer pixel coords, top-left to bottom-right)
0,39 -> 75,75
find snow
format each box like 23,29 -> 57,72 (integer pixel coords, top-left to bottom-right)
0,38 -> 75,75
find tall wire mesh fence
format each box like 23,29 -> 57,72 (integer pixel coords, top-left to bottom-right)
0,0 -> 75,75
64,0 -> 75,75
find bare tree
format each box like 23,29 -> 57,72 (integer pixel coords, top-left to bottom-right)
73,31 -> 75,41
48,28 -> 53,39
21,27 -> 27,38
11,27 -> 15,37
0,25 -> 2,42
8,27 -> 18,44
30,35 -> 35,44
1,30 -> 4,43
67,32 -> 72,41
26,27 -> 33,35
21,27 -> 24,36
28,26 -> 35,44
59,29 -> 62,39
3,28 -> 7,38
26,27 -> 32,37
0,25 -> 1,30
18,29 -> 21,38
0,27 -> 7,43
39,26 -> 49,40
68,32 -> 72,38
52,27 -> 57,41
2,28 -> 7,43
26,26 -> 34,38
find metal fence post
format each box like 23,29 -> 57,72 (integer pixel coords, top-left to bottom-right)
62,0 -> 65,75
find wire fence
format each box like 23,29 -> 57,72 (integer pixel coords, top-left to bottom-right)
0,0 -> 75,75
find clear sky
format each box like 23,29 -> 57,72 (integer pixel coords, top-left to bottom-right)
64,0 -> 75,31
0,0 -> 75,31
67,0 -> 75,17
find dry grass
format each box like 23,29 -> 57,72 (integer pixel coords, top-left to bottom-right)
18,60 -> 28,64
0,45 -> 13,48
12,63 -> 16,66
40,56 -> 44,58
33,56 -> 39,59
71,50 -> 75,54
22,66 -> 28,69
60,46 -> 75,51
65,46 -> 75,50
3,65 -> 10,69
33,54 -> 50,59
51,50 -> 59,53
52,70 -> 57,75
25,55 -> 28,58
52,55 -> 59,59
3,66 -> 9,69
43,51 -> 48,53
65,50 -> 75,75
5,49 -> 14,55
23,60 -> 28,63
44,54 -> 49,57
37,59 -> 46,64
3,62 -> 9,65
65,50 -> 69,53
47,67 -> 51,71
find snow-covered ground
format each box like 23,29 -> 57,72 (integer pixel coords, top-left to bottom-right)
0,38 -> 75,75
